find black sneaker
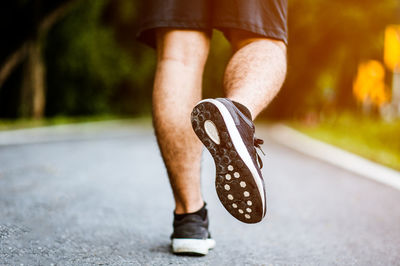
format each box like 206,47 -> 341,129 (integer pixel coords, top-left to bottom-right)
171,204 -> 216,255
191,98 -> 266,223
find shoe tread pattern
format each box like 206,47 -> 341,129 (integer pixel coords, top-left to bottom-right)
191,102 -> 263,223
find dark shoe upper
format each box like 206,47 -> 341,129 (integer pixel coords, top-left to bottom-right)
216,98 -> 264,177
171,204 -> 211,240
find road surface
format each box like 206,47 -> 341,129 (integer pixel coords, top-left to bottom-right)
0,121 -> 399,265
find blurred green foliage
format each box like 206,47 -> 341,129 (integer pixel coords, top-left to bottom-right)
0,0 -> 155,118
202,30 -> 231,99
0,0 -> 399,119
268,0 -> 400,118
45,0 -> 131,115
45,0 -> 155,116
0,115 -> 151,131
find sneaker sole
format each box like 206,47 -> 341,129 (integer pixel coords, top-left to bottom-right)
172,238 -> 216,255
191,99 -> 266,223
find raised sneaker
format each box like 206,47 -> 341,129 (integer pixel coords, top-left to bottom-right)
191,98 -> 266,223
171,204 -> 216,255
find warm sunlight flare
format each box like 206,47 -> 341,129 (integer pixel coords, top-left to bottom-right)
353,60 -> 388,107
384,25 -> 400,73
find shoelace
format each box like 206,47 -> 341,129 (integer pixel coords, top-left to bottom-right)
254,137 -> 265,169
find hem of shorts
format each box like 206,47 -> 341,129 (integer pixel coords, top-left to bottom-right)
136,20 -> 288,47
215,21 -> 288,45
136,21 -> 211,48
137,20 -> 210,38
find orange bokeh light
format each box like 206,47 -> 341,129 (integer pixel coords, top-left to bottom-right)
353,60 -> 388,107
384,25 -> 400,73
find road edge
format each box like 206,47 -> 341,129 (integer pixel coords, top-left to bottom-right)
0,119 -> 151,146
266,123 -> 400,191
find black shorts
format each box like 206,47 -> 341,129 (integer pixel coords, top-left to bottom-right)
136,0 -> 288,49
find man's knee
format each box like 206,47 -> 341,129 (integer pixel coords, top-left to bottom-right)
155,28 -> 211,67
226,29 -> 286,54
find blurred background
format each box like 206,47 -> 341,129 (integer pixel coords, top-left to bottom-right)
0,0 -> 399,169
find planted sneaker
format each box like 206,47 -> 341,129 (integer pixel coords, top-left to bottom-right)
191,98 -> 266,223
171,204 -> 216,255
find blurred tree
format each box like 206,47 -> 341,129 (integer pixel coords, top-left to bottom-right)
0,0 -> 79,118
45,0 -> 137,116
0,0 -> 155,118
102,0 -> 155,116
267,0 -> 400,119
1,0 -> 399,120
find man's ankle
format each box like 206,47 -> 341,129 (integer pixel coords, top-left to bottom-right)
174,200 -> 205,214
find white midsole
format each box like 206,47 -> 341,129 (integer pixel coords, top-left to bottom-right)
199,99 -> 265,216
172,238 -> 216,255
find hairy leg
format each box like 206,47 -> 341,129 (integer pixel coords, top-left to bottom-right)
224,30 -> 287,118
153,29 -> 211,214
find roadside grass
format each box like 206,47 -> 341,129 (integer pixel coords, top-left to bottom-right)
0,115 -> 152,131
290,113 -> 400,171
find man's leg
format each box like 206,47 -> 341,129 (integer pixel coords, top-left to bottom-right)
190,29 -> 286,223
153,29 -> 211,214
224,29 -> 287,118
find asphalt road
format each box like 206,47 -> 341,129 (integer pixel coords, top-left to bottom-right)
0,121 -> 399,265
